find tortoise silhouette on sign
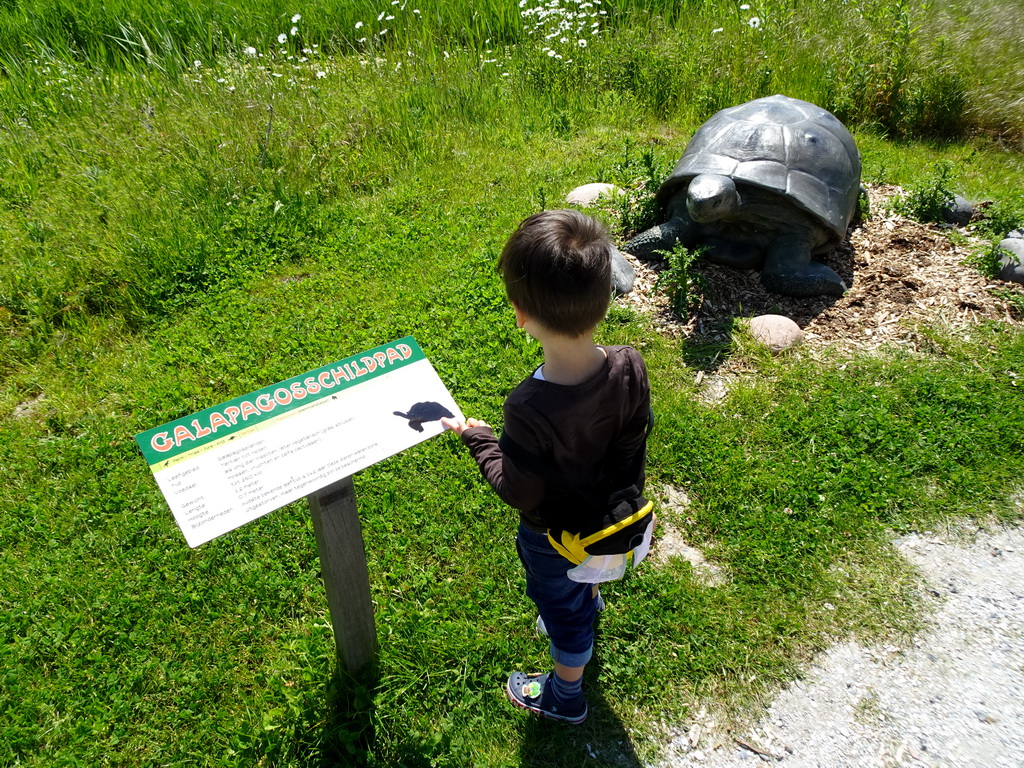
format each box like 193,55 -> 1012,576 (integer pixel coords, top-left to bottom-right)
393,401 -> 454,432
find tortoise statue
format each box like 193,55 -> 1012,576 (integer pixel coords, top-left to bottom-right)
624,95 -> 862,297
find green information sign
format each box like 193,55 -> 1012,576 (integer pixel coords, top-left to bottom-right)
136,337 -> 461,547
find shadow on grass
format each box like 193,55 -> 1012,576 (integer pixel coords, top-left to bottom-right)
312,664 -> 457,768
310,666 -> 378,766
302,634 -> 646,767
517,658 -> 643,768
642,243 -> 852,374
516,617 -> 643,768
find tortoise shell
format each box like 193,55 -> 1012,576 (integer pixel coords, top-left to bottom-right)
656,95 -> 861,240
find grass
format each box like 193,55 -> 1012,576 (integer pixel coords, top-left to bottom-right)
2,1 -> 1024,766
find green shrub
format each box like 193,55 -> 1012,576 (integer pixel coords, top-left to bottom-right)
975,195 -> 1024,240
655,242 -> 706,316
888,161 -> 959,224
607,141 -> 671,240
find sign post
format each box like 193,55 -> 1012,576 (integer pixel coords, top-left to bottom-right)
135,337 -> 461,676
308,477 -> 376,675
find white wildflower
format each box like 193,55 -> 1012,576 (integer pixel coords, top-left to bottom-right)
278,33 -> 288,43
355,21 -> 363,28
712,27 -> 723,33
578,38 -> 587,46
385,14 -> 394,20
243,46 -> 258,56
378,11 -> 385,20
740,3 -> 750,8
193,59 -> 202,67
748,16 -> 761,27
316,70 -> 326,78
290,26 -> 298,36
292,13 -> 301,22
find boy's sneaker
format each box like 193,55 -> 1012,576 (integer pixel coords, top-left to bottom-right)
505,672 -> 588,725
536,592 -> 606,638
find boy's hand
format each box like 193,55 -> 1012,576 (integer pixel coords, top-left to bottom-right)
441,417 -> 490,436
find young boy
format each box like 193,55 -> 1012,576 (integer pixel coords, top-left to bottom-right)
442,209 -> 652,725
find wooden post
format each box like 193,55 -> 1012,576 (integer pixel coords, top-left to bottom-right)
308,476 -> 377,677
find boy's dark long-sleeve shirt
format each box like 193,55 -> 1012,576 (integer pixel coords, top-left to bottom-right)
461,345 -> 651,532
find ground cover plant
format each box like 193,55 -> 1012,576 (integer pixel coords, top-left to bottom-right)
2,1 -> 1024,765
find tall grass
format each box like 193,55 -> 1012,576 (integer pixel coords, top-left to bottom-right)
1,0 -> 1021,139
922,0 -> 1024,146
3,0 -> 1024,377
2,0 -> 1023,378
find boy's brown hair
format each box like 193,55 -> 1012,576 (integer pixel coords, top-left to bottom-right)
496,209 -> 612,338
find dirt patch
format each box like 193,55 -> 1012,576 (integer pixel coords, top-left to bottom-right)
651,484 -> 730,587
12,393 -> 45,419
618,184 -> 1024,363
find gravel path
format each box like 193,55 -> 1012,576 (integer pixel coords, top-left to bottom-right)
653,526 -> 1024,767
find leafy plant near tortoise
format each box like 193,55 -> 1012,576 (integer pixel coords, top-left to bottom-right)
887,161 -> 959,224
655,242 -> 707,317
609,141 -> 672,240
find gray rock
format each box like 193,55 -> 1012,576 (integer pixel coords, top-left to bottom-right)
611,246 -> 636,296
942,195 -> 973,227
747,314 -> 803,352
997,238 -> 1024,285
566,182 -> 623,207
1007,229 -> 1023,240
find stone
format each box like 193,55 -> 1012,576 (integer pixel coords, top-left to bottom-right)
996,238 -> 1024,285
748,314 -> 804,352
1007,229 -> 1023,240
942,195 -> 973,227
565,182 -> 623,207
610,246 -> 636,296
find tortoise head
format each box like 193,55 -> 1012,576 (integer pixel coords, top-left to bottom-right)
686,174 -> 739,224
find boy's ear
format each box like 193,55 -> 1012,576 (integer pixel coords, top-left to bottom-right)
512,303 -> 528,329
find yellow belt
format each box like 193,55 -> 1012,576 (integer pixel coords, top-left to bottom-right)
546,500 -> 654,565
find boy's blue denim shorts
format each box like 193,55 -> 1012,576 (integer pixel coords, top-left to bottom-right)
515,523 -> 596,668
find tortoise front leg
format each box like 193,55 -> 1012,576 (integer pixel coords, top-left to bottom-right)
623,214 -> 697,260
760,233 -> 846,298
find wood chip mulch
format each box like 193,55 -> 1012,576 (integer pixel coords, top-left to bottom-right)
616,183 -> 1024,370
